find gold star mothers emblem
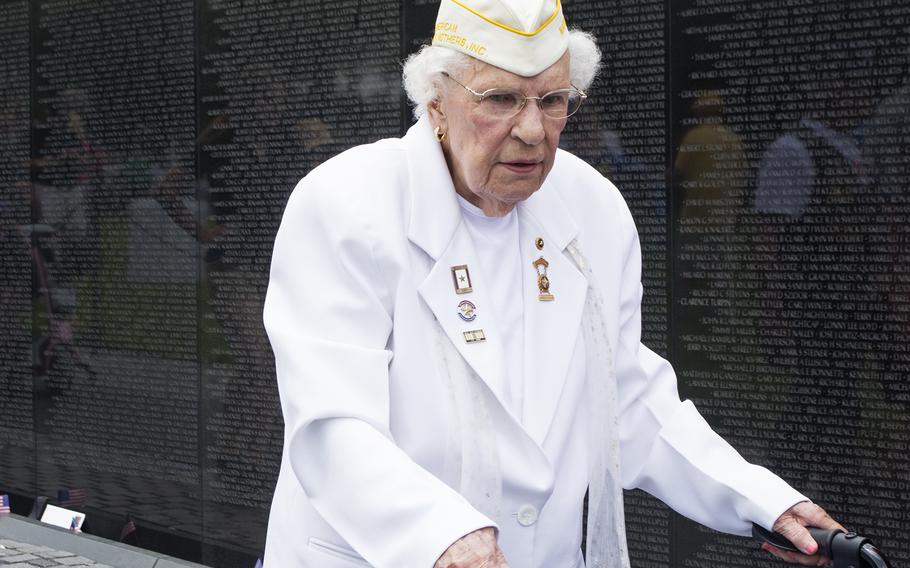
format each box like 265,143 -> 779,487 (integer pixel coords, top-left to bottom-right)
451,265 -> 473,294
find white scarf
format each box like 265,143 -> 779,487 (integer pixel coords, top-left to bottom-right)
434,239 -> 630,568
568,240 -> 630,568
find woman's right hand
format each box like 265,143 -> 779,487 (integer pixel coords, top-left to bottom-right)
434,527 -> 511,568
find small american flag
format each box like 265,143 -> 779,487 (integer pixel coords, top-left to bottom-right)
0,495 -> 10,514
57,489 -> 86,507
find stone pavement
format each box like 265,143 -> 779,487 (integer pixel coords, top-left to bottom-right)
0,538 -> 111,567
0,515 -> 206,568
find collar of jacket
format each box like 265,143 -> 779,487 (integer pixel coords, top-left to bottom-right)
403,115 -> 588,451
404,115 -> 579,260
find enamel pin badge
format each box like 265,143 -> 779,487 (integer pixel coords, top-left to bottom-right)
451,265 -> 473,294
463,329 -> 486,343
533,257 -> 555,301
457,300 -> 477,322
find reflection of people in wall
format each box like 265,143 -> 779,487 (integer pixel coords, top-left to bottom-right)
752,43 -> 900,429
30,89 -> 101,383
675,91 -> 747,219
755,117 -> 867,219
263,2 -> 843,567
754,43 -> 873,219
25,180 -> 93,381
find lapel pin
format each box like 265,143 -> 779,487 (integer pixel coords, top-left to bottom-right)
463,329 -> 486,343
533,257 -> 555,302
451,265 -> 473,294
457,300 -> 477,322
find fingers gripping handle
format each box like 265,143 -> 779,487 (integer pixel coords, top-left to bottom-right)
751,523 -> 843,555
752,524 -> 893,568
811,527 -> 842,559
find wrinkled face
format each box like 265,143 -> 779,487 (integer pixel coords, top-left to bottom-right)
429,53 -> 571,216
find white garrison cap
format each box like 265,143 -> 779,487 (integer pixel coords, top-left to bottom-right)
432,0 -> 569,77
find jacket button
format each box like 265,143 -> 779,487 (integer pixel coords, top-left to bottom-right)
517,504 -> 538,526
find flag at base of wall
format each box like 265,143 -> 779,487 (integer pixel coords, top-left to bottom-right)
0,495 -> 10,515
69,515 -> 82,533
57,489 -> 86,507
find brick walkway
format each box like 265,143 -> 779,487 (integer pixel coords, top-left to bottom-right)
0,539 -> 111,568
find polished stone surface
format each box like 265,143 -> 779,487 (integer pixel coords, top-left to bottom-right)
0,516 -> 205,568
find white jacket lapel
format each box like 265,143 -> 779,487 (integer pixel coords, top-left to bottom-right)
417,230 -> 512,406
518,178 -> 588,446
405,117 -> 589,444
405,117 -> 512,410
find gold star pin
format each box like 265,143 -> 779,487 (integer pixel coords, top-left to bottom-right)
451,265 -> 473,294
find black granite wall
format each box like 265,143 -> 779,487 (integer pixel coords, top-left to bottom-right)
0,1 -> 907,566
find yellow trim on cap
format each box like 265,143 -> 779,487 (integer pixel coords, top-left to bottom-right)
446,0 -> 562,37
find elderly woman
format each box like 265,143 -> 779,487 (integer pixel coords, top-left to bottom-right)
262,1 -> 842,567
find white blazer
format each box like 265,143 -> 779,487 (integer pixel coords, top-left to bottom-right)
262,117 -> 805,568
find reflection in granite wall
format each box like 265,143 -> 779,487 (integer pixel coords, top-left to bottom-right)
0,0 -> 34,498
671,1 -> 910,568
0,1 -> 908,567
30,0 -> 201,547
197,0 -> 401,562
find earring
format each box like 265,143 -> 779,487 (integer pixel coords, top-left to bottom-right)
434,125 -> 447,143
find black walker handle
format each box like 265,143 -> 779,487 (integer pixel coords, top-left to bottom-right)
752,524 -> 843,555
752,524 -> 893,568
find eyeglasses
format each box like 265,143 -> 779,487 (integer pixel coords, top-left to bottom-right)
442,73 -> 587,120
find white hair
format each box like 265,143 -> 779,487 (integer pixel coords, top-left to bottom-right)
402,29 -> 602,118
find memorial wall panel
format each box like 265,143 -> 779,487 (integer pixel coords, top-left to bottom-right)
561,2 -> 673,566
197,0 -> 402,560
671,1 -> 910,567
0,1 -> 907,567
0,0 -> 35,498
31,0 -> 201,545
